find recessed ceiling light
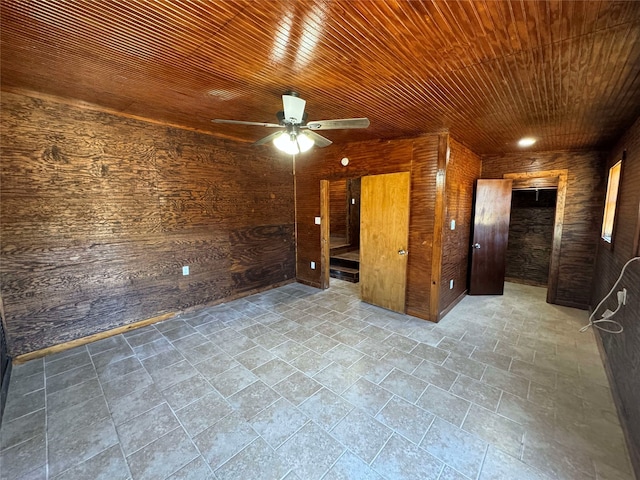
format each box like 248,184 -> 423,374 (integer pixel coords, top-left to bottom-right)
518,137 -> 536,147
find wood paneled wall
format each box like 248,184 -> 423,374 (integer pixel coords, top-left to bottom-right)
481,150 -> 605,309
295,135 -> 441,320
439,139 -> 482,315
506,189 -> 556,286
592,116 -> 640,478
0,91 -> 295,356
329,179 -> 348,242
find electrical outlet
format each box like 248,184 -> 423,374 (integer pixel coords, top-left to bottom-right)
617,288 -> 627,305
450,219 -> 456,230
182,266 -> 189,276
314,217 -> 321,225
310,261 -> 316,270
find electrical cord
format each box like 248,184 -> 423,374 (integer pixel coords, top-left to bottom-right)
580,256 -> 640,334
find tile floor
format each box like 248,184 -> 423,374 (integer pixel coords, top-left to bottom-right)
0,280 -> 635,480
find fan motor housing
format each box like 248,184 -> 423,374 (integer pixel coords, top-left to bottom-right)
277,110 -> 308,126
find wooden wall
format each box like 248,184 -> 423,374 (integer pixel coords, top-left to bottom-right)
295,135 -> 441,320
0,91 -> 295,356
506,189 -> 556,286
329,179 -> 348,242
481,150 -> 605,309
348,178 -> 361,249
592,116 -> 640,477
439,139 -> 482,315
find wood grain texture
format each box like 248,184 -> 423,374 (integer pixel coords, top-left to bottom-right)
592,116 -> 640,479
468,180 -> 513,295
329,179 -> 348,242
295,135 -> 439,319
506,189 -> 557,286
320,180 -> 331,289
439,139 -> 482,315
360,172 -> 411,313
0,91 -> 295,356
482,151 -> 605,309
406,136 -> 440,320
348,178 -> 361,249
1,2 -> 639,155
429,134 -> 448,320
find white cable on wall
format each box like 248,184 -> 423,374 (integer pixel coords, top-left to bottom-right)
580,256 -> 640,334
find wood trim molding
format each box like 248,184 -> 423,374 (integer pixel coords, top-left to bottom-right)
503,170 -> 568,305
429,133 -> 449,321
320,180 -> 331,290
14,312 -> 177,364
13,278 -> 296,364
296,278 -> 322,289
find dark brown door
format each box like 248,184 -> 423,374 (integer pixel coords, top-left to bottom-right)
469,179 -> 513,295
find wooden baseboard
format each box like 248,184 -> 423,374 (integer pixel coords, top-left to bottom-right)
296,278 -> 322,289
13,312 -> 176,364
13,278 -> 297,364
439,290 -> 468,321
593,328 -> 640,480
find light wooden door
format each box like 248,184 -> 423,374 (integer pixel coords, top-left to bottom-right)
360,172 -> 411,312
469,179 -> 513,295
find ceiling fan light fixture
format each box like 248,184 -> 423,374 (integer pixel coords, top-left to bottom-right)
297,132 -> 315,152
273,131 -> 314,155
518,137 -> 536,147
273,132 -> 299,154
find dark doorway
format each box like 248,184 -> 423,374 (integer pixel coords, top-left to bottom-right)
506,188 -> 558,287
329,178 -> 361,283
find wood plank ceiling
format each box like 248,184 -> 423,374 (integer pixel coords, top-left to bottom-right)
2,0 -> 639,155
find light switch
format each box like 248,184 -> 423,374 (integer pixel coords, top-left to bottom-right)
314,216 -> 321,225
310,261 -> 316,269
182,266 -> 190,276
450,219 -> 456,230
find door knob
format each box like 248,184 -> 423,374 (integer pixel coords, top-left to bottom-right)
398,249 -> 408,256
472,243 -> 481,249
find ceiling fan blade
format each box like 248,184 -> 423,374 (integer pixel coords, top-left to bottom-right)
282,94 -> 306,124
304,118 -> 370,130
212,119 -> 281,128
253,131 -> 284,146
304,130 -> 333,147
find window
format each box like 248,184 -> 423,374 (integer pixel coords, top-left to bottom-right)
601,160 -> 622,244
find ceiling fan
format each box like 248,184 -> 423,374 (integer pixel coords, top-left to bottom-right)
212,92 -> 370,155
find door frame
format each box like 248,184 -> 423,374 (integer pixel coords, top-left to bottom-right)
320,180 -> 331,289
503,170 -> 568,304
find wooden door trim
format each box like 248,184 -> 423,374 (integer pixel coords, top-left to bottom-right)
320,180 -> 330,290
429,134 -> 449,321
503,170 -> 568,304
